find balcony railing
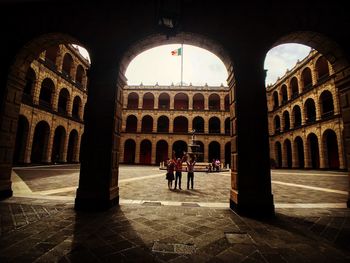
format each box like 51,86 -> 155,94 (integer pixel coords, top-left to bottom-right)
321,111 -> 334,119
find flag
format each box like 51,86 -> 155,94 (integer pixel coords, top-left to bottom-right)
171,47 -> 182,56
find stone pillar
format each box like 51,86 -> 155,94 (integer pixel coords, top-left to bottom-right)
337,75 -> 350,208
220,116 -> 225,134
319,133 -> 326,169
303,138 -> 312,168
61,132 -> 69,163
138,93 -> 142,109
137,117 -> 142,133
154,94 -> 159,109
75,53 -> 122,211
170,94 -> 174,110
44,128 -> 54,163
315,100 -> 322,121
23,119 -> 35,164
151,138 -> 156,164
204,96 -> 209,110
32,77 -> 41,105
292,140 -> 299,168
229,55 -> 274,217
153,117 -> 157,132
281,143 -> 287,168
220,141 -> 225,164
204,137 -> 209,162
189,94 -> 193,110
337,127 -> 346,169
188,117 -> 193,133
75,130 -> 82,162
169,116 -> 174,133
134,137 -> 141,164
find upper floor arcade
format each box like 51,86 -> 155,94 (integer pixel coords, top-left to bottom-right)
266,50 -> 335,111
122,84 -> 230,112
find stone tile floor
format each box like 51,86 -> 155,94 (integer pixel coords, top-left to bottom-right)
0,165 -> 349,262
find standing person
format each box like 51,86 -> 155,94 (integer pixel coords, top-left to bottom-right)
174,153 -> 186,190
186,157 -> 196,189
166,158 -> 175,189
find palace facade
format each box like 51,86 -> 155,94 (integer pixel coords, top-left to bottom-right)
13,44 -> 89,164
120,84 -> 231,166
266,50 -> 346,170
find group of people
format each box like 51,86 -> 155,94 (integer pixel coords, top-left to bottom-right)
166,151 -> 196,190
207,158 -> 221,172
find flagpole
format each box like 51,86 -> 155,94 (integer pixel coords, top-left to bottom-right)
181,43 -> 183,87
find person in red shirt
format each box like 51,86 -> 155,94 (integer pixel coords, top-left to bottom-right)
174,153 -> 186,190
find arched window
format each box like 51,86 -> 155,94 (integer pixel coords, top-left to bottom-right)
281,85 -> 288,104
290,77 -> 299,98
224,95 -> 230,111
13,115 -> 29,163
141,115 -> 153,133
67,129 -> 79,163
301,67 -> 312,91
127,92 -> 139,109
22,68 -> 36,103
158,93 -> 170,109
62,53 -> 73,78
140,140 -> 152,164
283,111 -> 290,131
275,142 -> 282,168
209,117 -> 220,133
45,46 -> 59,68
142,92 -> 154,109
316,56 -> 329,81
320,90 -> 334,118
284,139 -> 292,168
292,105 -> 302,128
51,126 -> 66,163
31,121 -> 50,163
72,96 -> 82,119
294,137 -> 304,168
173,116 -> 188,133
157,116 -> 169,133
322,129 -> 339,169
39,78 -> 55,109
208,141 -> 220,162
274,115 -> 280,133
273,91 -> 279,109
225,118 -> 230,135
57,88 -> 70,114
193,93 -> 204,110
156,140 -> 168,165
174,93 -> 189,110
124,139 -> 136,164
192,116 -> 204,133
126,115 -> 137,132
308,133 -> 320,168
209,93 -> 220,110
305,98 -> 316,123
75,64 -> 85,84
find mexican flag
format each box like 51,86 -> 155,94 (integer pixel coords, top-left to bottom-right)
171,47 -> 182,56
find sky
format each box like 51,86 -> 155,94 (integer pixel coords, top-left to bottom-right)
75,43 -> 312,87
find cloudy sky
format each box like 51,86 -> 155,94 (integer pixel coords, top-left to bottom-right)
76,43 -> 311,87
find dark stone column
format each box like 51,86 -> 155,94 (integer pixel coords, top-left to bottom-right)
229,55 -> 274,217
335,69 -> 350,208
75,54 -> 124,211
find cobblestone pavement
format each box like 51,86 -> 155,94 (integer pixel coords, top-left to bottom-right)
0,165 -> 348,262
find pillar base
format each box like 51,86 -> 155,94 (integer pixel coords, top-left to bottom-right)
230,194 -> 275,218
0,189 -> 13,200
75,195 -> 119,211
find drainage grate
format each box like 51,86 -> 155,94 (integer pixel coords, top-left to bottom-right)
225,232 -> 255,244
181,202 -> 200,207
142,201 -> 162,206
152,242 -> 196,254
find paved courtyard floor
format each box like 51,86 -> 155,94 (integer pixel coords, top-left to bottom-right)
0,164 -> 349,262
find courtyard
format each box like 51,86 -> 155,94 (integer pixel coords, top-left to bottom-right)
0,165 -> 349,262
